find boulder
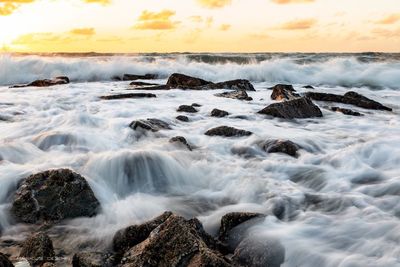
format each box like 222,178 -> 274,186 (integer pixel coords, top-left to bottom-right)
166,73 -> 212,89
72,252 -> 115,267
20,232 -> 55,266
122,74 -> 157,81
11,76 -> 70,88
191,103 -> 202,107
215,90 -> 253,101
169,136 -> 192,151
100,93 -> 156,100
208,80 -> 255,91
176,115 -> 189,122
331,107 -> 362,116
260,140 -> 299,157
218,212 -> 264,242
270,84 -> 300,101
0,253 -> 14,267
129,118 -> 171,132
211,109 -> 229,118
258,97 -> 323,119
177,105 -> 198,113
10,169 -> 100,224
205,126 -> 252,137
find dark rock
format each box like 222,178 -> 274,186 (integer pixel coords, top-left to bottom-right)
10,169 -> 100,224
20,232 -> 55,266
260,139 -> 299,157
176,115 -> 189,122
233,237 -> 285,267
166,73 -> 212,89
215,90 -> 253,101
270,84 -> 300,101
331,106 -> 362,116
113,212 -> 173,253
191,103 -> 202,107
0,252 -> 14,267
211,109 -> 229,118
177,105 -> 198,113
205,126 -> 252,137
72,252 -> 115,267
208,79 -> 255,91
11,76 -> 70,88
129,81 -> 159,86
218,212 -> 264,242
122,74 -> 157,81
258,97 -> 323,119
100,93 -> 156,100
169,136 -> 192,151
129,118 -> 171,132
303,85 -> 315,89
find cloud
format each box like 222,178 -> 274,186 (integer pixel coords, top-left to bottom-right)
271,0 -> 314,4
134,9 -> 179,30
376,14 -> 400,24
196,0 -> 232,9
70,28 -> 96,36
279,18 -> 316,30
219,24 -> 231,31
0,0 -> 35,16
372,27 -> 400,38
83,0 -> 110,4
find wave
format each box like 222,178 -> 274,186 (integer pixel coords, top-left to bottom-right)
1,53 -> 400,89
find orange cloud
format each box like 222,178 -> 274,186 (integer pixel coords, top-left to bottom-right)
280,18 -> 316,30
134,10 -> 179,30
83,0 -> 110,4
271,0 -> 314,3
376,14 -> 400,24
197,0 -> 232,9
0,0 -> 34,16
219,24 -> 231,31
70,28 -> 95,35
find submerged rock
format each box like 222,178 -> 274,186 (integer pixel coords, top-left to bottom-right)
129,118 -> 171,132
0,253 -> 14,267
122,74 -> 157,81
177,105 -> 198,113
218,212 -> 264,243
215,90 -> 253,101
20,232 -> 55,266
303,85 -> 315,89
11,76 -> 70,88
169,136 -> 192,151
270,84 -> 300,101
191,103 -> 202,107
205,126 -> 252,137
260,139 -> 300,157
211,109 -> 229,118
10,169 -> 100,224
166,73 -> 212,89
72,252 -> 115,267
100,93 -> 156,100
331,106 -> 362,116
129,81 -> 159,86
176,115 -> 189,122
258,97 -> 323,119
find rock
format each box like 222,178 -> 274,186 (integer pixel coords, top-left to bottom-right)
208,79 -> 255,91
0,252 -> 14,267
169,136 -> 192,151
260,139 -> 299,157
166,73 -> 212,89
129,81 -> 159,86
215,90 -> 253,101
176,115 -> 189,122
129,118 -> 171,132
120,214 -> 231,267
113,212 -> 173,253
232,237 -> 285,267
20,232 -> 55,266
11,76 -> 70,88
205,126 -> 252,137
123,74 -> 157,81
331,106 -> 362,116
100,93 -> 156,100
42,263 -> 56,267
258,97 -> 323,119
72,252 -> 115,267
191,103 -> 202,107
306,91 -> 392,111
218,212 -> 264,242
303,85 -> 315,89
177,105 -> 198,113
11,169 -> 100,224
270,84 -> 300,101
211,109 -> 229,118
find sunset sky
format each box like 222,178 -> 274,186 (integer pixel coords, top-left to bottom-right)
0,0 -> 399,53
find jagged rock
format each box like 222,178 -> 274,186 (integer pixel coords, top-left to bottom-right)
215,90 -> 253,101
11,76 -> 69,88
260,139 -> 300,157
208,80 -> 255,91
10,169 -> 100,224
169,136 -> 192,151
72,252 -> 115,267
122,74 -> 157,81
20,232 -> 55,266
0,252 -> 14,267
218,212 -> 264,242
100,93 -> 156,100
211,109 -> 229,118
177,105 -> 198,113
205,126 -> 252,137
331,107 -> 362,116
306,91 -> 392,111
258,97 -> 323,119
270,84 -> 300,101
113,212 -> 173,253
176,115 -> 189,122
129,118 -> 171,132
166,73 -> 212,89
129,81 -> 159,86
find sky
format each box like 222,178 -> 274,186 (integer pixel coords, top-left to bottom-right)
0,0 -> 399,53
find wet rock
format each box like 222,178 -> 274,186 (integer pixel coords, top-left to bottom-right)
233,237 -> 285,267
72,252 -> 115,267
169,136 -> 192,151
113,212 -> 173,253
120,214 -> 231,267
331,106 -> 362,116
129,118 -> 171,132
177,105 -> 198,113
260,139 -> 299,157
10,169 -> 100,224
208,79 -> 255,91
205,126 -> 252,137
215,90 -> 253,101
176,115 -> 189,122
166,73 -> 212,89
211,109 -> 229,118
218,212 -> 264,242
11,76 -> 70,88
303,85 -> 315,89
0,252 -> 14,267
20,232 -> 55,266
270,84 -> 300,101
122,74 -> 157,81
258,97 -> 323,119
129,81 -> 159,86
100,93 -> 156,100
191,103 -> 202,107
